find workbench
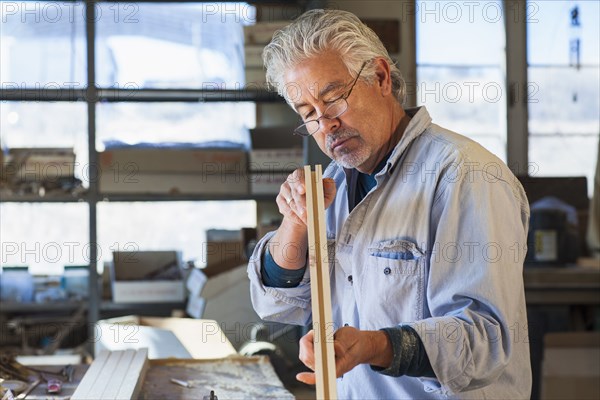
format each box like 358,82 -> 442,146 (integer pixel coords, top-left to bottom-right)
21,356 -> 295,400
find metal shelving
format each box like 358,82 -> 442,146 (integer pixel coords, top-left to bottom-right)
0,1 -> 302,349
0,88 -> 282,103
0,194 -> 90,203
0,193 -> 276,203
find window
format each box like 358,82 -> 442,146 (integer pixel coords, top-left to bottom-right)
97,202 -> 256,267
0,102 -> 89,182
0,1 -> 257,275
416,0 -> 507,160
1,203 -> 89,275
527,0 -> 600,194
0,1 -> 86,88
96,102 -> 255,150
95,2 -> 250,89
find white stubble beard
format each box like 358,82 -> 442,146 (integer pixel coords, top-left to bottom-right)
327,128 -> 370,169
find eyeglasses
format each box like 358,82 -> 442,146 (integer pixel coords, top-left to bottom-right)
293,61 -> 368,137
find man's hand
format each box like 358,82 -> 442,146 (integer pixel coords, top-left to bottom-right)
269,168 -> 336,270
296,326 -> 393,385
277,168 -> 337,227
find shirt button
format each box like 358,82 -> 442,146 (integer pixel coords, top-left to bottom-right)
384,267 -> 391,275
347,275 -> 353,283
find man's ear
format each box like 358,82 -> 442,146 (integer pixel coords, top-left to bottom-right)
373,58 -> 392,96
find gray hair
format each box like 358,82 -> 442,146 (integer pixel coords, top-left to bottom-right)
262,9 -> 406,106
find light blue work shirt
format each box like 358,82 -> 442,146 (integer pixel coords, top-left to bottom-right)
248,106 -> 532,399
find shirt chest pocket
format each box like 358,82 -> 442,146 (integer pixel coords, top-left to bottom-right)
357,239 -> 425,329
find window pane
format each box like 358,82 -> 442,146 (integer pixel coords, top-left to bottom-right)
416,0 -> 505,65
417,0 -> 506,161
96,102 -> 255,150
529,67 -> 599,135
96,2 -> 252,89
416,66 -> 506,152
0,1 -> 86,88
0,203 -> 89,275
527,0 -> 600,66
527,0 -> 600,195
0,102 -> 89,186
97,201 -> 257,267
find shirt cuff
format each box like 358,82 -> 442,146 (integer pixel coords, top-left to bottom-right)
371,326 -> 436,378
261,244 -> 306,288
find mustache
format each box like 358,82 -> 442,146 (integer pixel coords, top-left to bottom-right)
326,129 -> 360,150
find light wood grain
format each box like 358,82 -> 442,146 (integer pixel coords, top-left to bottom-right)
71,350 -> 110,399
304,165 -> 337,400
116,348 -> 148,400
71,349 -> 148,400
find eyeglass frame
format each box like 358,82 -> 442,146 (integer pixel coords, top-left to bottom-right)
293,61 -> 368,137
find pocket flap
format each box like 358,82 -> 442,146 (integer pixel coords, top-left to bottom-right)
368,239 -> 424,260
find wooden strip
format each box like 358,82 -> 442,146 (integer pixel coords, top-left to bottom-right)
304,166 -> 325,398
116,348 -> 149,400
86,350 -> 124,399
71,349 -> 148,400
304,165 -> 338,400
314,165 -> 338,400
100,349 -> 136,399
71,351 -> 111,400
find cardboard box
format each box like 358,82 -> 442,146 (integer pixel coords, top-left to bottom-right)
250,127 -> 303,172
245,67 -> 267,87
99,171 -> 249,195
186,295 -> 206,320
244,45 -> 265,68
185,268 -> 208,319
110,251 -> 185,303
99,148 -> 247,175
95,316 -> 237,359
541,332 -> 600,399
8,147 -> 76,182
202,228 -> 256,277
243,21 -> 290,45
250,171 -> 288,195
98,148 -> 249,195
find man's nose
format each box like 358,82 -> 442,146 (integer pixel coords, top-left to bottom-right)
319,116 -> 340,135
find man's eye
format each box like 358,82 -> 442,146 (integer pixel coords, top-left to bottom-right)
304,111 -> 315,120
324,95 -> 343,105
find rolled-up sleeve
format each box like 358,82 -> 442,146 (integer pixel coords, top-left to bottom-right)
408,164 -> 530,394
247,231 -> 313,326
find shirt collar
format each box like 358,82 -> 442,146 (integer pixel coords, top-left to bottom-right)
384,106 -> 432,175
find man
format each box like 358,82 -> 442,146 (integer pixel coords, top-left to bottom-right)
247,9 -> 531,399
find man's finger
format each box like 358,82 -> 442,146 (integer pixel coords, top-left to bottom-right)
296,372 -> 316,385
333,340 -> 346,359
323,177 -> 337,208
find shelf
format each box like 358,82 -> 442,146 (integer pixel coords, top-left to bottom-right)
0,193 -> 278,203
98,193 -> 277,202
0,301 -> 86,313
0,193 -> 89,203
0,300 -> 185,313
98,88 -> 282,103
0,88 -> 283,103
100,301 -> 185,312
1,2 -> 303,350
